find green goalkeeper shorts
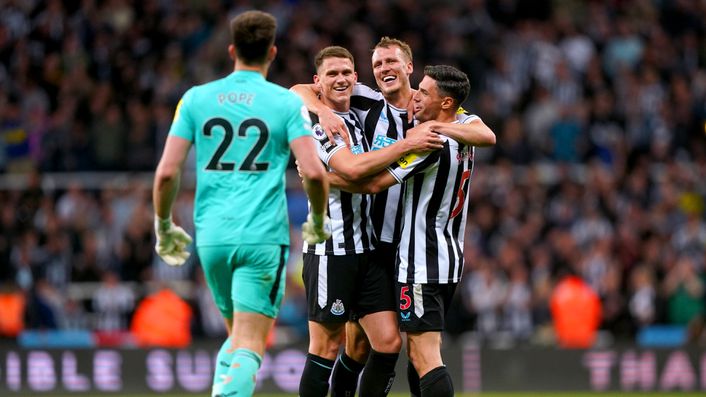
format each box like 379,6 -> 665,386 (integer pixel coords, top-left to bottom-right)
197,244 -> 289,319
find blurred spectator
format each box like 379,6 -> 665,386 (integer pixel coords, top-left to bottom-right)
628,265 -> 656,329
670,209 -> 706,266
0,202 -> 14,281
663,256 -> 704,327
466,261 -> 507,337
503,264 -> 533,339
118,198 -> 153,282
92,271 -> 134,332
528,245 -> 553,328
10,230 -> 42,290
89,101 -> 126,170
25,277 -> 63,329
603,17 -> 644,77
548,105 -> 585,162
71,231 -> 103,283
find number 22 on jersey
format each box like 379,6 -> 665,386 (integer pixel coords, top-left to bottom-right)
202,117 -> 270,172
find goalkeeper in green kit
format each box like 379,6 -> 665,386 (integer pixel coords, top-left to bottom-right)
152,10 -> 330,397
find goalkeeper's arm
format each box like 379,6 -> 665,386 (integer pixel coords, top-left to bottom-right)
153,135 -> 191,220
290,135 -> 328,217
152,135 -> 193,266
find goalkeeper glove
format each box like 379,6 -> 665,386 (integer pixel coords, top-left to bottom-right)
302,212 -> 331,244
154,216 -> 193,266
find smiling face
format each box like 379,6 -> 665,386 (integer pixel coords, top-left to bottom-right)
314,56 -> 357,111
413,75 -> 444,122
371,45 -> 413,98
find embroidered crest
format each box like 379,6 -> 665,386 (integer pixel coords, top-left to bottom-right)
330,299 -> 345,315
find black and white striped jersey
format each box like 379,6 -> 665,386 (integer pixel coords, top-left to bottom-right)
350,83 -> 479,247
303,111 -> 375,256
350,83 -> 411,245
387,122 -> 477,284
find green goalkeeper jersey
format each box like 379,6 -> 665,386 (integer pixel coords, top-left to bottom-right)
168,70 -> 312,247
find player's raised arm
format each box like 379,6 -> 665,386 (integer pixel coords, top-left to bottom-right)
428,116 -> 496,147
291,83 -> 349,145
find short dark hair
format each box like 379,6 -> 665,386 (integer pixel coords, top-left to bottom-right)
230,10 -> 276,65
314,46 -> 355,72
374,37 -> 413,63
423,65 -> 470,107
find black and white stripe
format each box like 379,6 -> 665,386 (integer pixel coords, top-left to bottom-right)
303,111 -> 375,256
387,127 -> 476,284
350,83 -> 410,245
350,84 -> 479,246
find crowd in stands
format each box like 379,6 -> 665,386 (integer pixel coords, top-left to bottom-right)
1,0 -> 706,346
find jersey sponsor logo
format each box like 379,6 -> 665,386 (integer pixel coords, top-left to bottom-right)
372,135 -> 396,151
350,144 -> 364,155
330,299 -> 345,315
173,99 -> 183,122
397,153 -> 418,169
312,123 -> 327,141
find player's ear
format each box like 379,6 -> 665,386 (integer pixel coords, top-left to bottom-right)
405,60 -> 413,75
353,71 -> 358,83
440,96 -> 455,110
268,45 -> 277,62
313,74 -> 321,90
228,44 -> 236,61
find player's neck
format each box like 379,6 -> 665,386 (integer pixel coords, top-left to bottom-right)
321,97 -> 350,113
436,111 -> 456,123
385,86 -> 412,109
234,61 -> 269,77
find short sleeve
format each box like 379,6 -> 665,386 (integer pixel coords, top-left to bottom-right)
456,108 -> 481,124
387,145 -> 443,183
311,115 -> 347,166
168,89 -> 196,142
286,94 -> 313,143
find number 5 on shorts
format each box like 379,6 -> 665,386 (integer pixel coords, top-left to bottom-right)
400,286 -> 411,310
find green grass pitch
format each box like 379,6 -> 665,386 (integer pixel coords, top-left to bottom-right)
46,393 -> 706,397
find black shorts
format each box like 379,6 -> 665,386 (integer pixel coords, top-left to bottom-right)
395,282 -> 458,332
372,241 -> 397,277
303,252 -> 396,323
